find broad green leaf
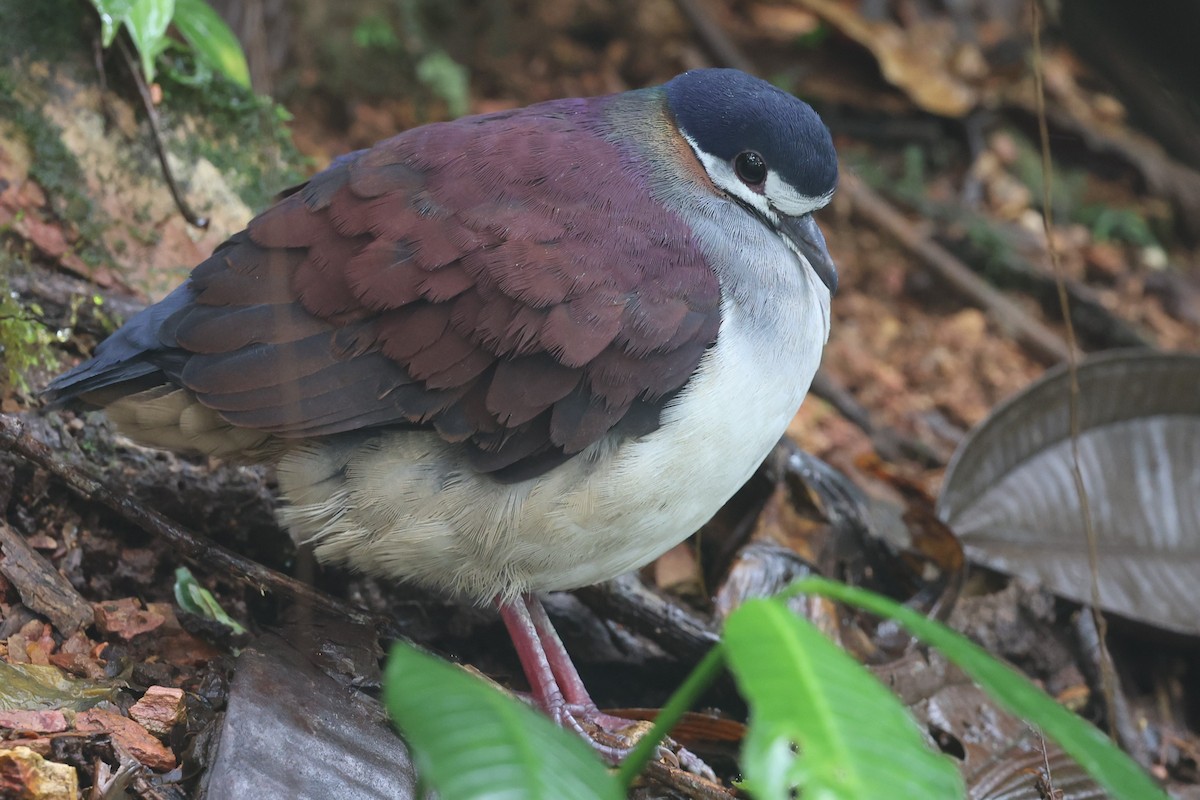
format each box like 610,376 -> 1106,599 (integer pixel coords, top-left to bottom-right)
87,0 -> 137,47
786,577 -> 1168,800
0,662 -> 115,711
172,0 -> 251,88
124,0 -> 175,83
616,645 -> 726,787
384,643 -> 622,800
724,599 -> 965,800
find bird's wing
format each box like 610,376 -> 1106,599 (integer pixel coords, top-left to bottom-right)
53,102 -> 721,478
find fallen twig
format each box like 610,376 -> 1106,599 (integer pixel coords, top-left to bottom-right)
0,518 -> 94,633
0,412 -> 400,640
575,574 -> 718,665
841,173 -> 1074,365
810,371 -> 947,466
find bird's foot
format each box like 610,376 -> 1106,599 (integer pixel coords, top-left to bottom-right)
556,702 -> 718,782
499,594 -> 718,782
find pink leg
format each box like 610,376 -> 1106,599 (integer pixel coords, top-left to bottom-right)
497,599 -> 570,721
497,593 -> 717,780
497,594 -> 626,760
523,593 -> 595,708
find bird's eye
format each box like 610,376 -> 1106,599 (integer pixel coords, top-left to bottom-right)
734,151 -> 767,185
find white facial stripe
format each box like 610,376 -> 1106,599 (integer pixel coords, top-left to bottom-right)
682,134 -> 773,218
681,133 -> 833,219
764,173 -> 834,216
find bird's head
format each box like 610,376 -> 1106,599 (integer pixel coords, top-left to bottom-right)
665,68 -> 839,294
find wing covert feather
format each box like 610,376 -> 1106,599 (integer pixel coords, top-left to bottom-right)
168,98 -> 721,475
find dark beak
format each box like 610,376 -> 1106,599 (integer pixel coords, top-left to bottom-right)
780,213 -> 838,295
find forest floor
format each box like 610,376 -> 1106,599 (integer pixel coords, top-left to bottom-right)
2,1 -> 1198,798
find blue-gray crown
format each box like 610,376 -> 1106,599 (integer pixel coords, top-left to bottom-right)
665,69 -> 837,199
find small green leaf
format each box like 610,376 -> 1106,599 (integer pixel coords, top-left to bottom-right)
384,643 -> 622,800
725,599 -> 965,800
124,0 -> 175,83
172,0 -> 251,88
785,577 -> 1169,800
416,50 -> 470,118
173,566 -> 246,635
87,0 -> 136,47
351,15 -> 401,51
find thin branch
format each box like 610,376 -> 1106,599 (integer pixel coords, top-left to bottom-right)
114,37 -> 209,230
0,412 -> 400,640
841,174 -> 1073,365
1030,0 -> 1118,743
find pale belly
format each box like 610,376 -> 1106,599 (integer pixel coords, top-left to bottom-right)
275,284 -> 829,603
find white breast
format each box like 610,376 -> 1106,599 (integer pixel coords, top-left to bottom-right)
276,255 -> 830,603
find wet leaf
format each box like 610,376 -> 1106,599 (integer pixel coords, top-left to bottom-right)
786,577 -> 1167,800
172,0 -> 251,88
724,599 -> 965,800
384,643 -> 621,800
207,631 -> 416,798
0,663 -> 115,712
938,350 -> 1200,635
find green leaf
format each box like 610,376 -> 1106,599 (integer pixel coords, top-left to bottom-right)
384,643 -> 622,800
87,0 -> 136,47
173,566 -> 246,635
0,662 -> 116,712
724,599 -> 965,800
351,15 -> 401,51
124,0 -> 175,83
416,50 -> 470,118
785,577 -> 1169,800
616,645 -> 726,787
172,0 -> 251,88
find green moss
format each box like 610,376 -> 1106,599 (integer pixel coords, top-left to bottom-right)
0,255 -> 65,396
1073,204 -> 1158,247
0,71 -> 112,271
0,3 -> 111,268
157,50 -> 305,210
2,0 -> 301,220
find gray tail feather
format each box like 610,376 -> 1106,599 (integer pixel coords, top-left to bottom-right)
42,283 -> 192,405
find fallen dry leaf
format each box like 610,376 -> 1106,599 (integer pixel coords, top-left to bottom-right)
797,0 -> 979,116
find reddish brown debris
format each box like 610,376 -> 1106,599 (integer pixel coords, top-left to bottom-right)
74,708 -> 176,772
92,598 -> 166,641
0,710 -> 68,734
46,632 -> 105,680
129,686 -> 186,738
143,603 -> 222,667
6,621 -> 57,666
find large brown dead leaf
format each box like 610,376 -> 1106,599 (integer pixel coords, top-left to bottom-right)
938,350 -> 1200,636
